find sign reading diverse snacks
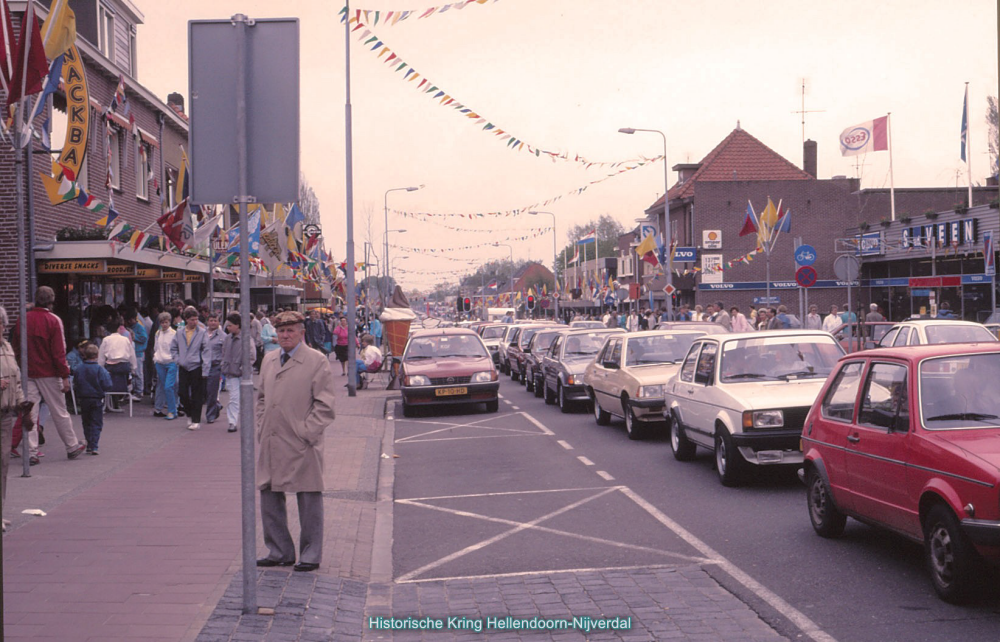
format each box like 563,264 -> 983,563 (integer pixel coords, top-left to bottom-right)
38,260 -> 106,274
901,218 -> 978,248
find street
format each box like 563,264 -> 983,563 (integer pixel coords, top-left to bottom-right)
390,377 -> 1000,642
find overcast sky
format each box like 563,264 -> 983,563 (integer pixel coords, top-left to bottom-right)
137,0 -> 999,290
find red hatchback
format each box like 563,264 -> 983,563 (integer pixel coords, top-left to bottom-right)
801,343 -> 1000,602
400,328 -> 500,417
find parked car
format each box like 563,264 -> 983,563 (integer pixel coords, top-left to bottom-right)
399,328 -> 500,417
497,324 -> 521,375
478,323 -> 510,367
504,323 -> 553,382
801,344 -> 1000,603
585,330 -> 705,439
569,320 -> 605,329
987,323 -> 1000,340
665,330 -> 846,486
829,321 -> 895,352
541,328 -> 624,412
876,319 -> 997,347
653,321 -> 729,334
524,328 -> 569,397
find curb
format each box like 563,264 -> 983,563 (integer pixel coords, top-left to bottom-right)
365,396 -> 398,618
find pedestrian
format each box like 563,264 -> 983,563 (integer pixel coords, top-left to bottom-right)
714,301 -> 732,330
822,305 -> 841,333
219,313 -> 245,433
250,312 -> 264,374
332,316 -> 352,376
355,334 -> 383,389
255,311 -> 337,572
97,316 -> 136,412
601,310 -> 611,326
638,310 -> 650,331
203,313 -> 226,425
804,305 -> 823,330
730,307 -> 753,332
126,310 -> 148,401
171,306 -> 210,431
306,310 -> 328,353
694,305 -> 705,321
369,315 -> 383,349
10,286 -> 87,463
151,312 -> 178,420
627,310 -> 639,332
765,308 -> 783,330
676,304 -> 692,322
866,303 -> 885,322
749,305 -> 758,326
74,344 -> 112,455
1,305 -> 29,531
66,339 -> 88,376
261,313 -> 279,354
840,304 -> 858,326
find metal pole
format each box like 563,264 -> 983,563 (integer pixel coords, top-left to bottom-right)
659,132 -> 673,323
383,191 -> 389,311
232,12 -> 256,613
344,1 -> 358,396
14,100 -> 31,479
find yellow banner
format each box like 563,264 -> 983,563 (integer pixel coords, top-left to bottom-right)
38,260 -> 106,274
58,45 -> 89,177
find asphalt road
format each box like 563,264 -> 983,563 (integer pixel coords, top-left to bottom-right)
393,377 -> 1000,642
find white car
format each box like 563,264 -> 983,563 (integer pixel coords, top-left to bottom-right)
585,331 -> 705,440
665,330 -> 846,486
876,319 -> 997,347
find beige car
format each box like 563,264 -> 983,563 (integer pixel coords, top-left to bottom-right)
585,330 -> 705,439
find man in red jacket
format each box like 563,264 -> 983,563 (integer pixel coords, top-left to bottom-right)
11,287 -> 86,464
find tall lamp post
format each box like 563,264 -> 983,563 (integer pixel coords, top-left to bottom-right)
384,185 -> 423,306
529,210 -> 558,320
619,127 -> 673,321
384,228 -> 407,298
494,243 -> 514,317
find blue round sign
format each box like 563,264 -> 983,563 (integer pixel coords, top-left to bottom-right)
604,295 -> 616,306
794,244 -> 817,266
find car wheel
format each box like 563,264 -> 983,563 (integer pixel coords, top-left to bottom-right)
402,402 -> 416,418
510,365 -> 519,381
525,372 -> 535,392
593,392 -> 611,425
544,380 -> 556,405
670,415 -> 697,461
534,376 -> 544,398
714,428 -> 746,486
558,383 -> 572,413
806,468 -> 846,538
485,399 -> 499,413
924,504 -> 980,603
623,399 -> 645,440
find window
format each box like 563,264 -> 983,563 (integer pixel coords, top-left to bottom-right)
680,343 -> 701,383
136,144 -> 149,200
821,362 -> 865,422
693,342 -> 717,385
892,327 -> 910,347
108,128 -> 121,190
548,336 -> 562,358
859,363 -> 909,430
909,330 -> 922,346
878,327 -> 900,348
98,4 -> 116,63
608,339 -> 622,366
165,169 -> 176,208
129,29 -> 137,77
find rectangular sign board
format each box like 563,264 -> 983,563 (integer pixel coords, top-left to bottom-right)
673,247 -> 697,262
188,18 -> 300,205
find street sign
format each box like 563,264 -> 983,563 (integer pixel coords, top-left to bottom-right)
702,230 -> 722,249
188,18 -> 300,204
794,244 -> 817,266
604,295 -> 616,306
753,296 -> 780,305
833,255 -> 860,281
663,284 -> 676,296
795,265 -> 818,288
985,230 -> 995,276
673,247 -> 697,262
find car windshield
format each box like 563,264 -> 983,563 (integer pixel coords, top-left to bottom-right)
482,326 -> 507,339
625,334 -> 702,366
923,324 -> 997,344
405,335 -> 488,360
570,321 -> 604,328
562,333 -> 609,358
531,332 -> 560,353
719,336 -> 845,382
921,353 -> 1000,429
519,328 -> 541,347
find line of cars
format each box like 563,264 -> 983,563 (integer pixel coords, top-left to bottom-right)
397,315 -> 1000,602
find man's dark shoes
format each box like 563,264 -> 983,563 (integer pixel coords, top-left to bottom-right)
67,444 -> 86,460
293,562 -> 319,572
256,558 -> 294,567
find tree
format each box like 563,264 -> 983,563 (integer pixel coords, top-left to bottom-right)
987,96 -> 999,179
299,172 -> 321,225
557,214 -> 626,273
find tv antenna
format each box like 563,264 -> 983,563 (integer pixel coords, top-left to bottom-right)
791,78 -> 825,144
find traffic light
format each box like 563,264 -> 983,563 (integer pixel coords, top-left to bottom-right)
526,295 -> 535,310
456,298 -> 464,314
463,297 -> 472,312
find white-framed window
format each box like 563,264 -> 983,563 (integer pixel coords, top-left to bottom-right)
619,252 -> 634,277
165,168 -> 177,208
129,29 -> 137,77
136,144 -> 149,200
108,128 -> 121,191
98,4 -> 115,63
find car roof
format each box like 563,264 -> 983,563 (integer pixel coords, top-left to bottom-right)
409,327 -> 480,338
895,319 -> 986,326
840,342 -> 1000,362
623,330 -> 705,338
561,328 -> 625,335
702,330 -> 836,341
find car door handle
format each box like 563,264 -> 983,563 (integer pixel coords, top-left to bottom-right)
685,388 -> 694,394
847,434 -> 860,443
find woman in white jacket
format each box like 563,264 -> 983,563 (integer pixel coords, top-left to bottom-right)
151,312 -> 178,420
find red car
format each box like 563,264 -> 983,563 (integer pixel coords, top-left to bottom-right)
400,328 -> 500,417
801,343 -> 1000,602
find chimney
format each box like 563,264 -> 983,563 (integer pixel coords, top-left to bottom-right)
803,139 -> 817,178
167,92 -> 185,114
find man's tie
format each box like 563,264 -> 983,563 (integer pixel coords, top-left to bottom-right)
281,352 -> 289,366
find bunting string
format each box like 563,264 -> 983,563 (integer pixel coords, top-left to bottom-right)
338,1 -> 500,27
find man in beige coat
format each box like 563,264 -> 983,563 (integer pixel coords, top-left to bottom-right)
255,311 -> 337,572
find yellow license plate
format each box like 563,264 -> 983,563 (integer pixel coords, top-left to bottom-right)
435,387 -> 468,397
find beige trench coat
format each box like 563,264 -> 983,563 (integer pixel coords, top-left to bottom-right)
255,342 -> 336,492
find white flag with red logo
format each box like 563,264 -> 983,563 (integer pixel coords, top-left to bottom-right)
839,116 -> 888,156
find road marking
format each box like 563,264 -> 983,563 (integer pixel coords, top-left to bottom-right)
577,456 -> 595,466
396,487 -> 619,582
396,413 -> 546,443
397,563 -> 683,584
518,411 -> 555,436
618,486 -> 837,642
596,470 -> 615,481
503,399 -> 513,405
511,405 -> 520,410
398,486 -> 612,502
557,440 -> 573,450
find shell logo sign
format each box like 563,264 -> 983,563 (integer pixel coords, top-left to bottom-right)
702,229 -> 722,249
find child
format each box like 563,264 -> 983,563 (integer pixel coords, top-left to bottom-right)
74,344 -> 112,455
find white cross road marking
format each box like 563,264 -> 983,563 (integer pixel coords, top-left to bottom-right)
577,456 -> 595,466
398,486 -> 613,502
395,413 -> 544,443
396,563 -> 684,584
511,406 -> 519,410
557,440 -> 573,450
596,470 -> 615,481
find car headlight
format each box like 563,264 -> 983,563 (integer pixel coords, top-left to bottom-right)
406,375 -> 431,387
742,409 -> 783,429
639,384 -> 664,398
472,371 -> 497,383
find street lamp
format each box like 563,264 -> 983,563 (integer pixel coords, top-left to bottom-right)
384,185 -> 423,307
619,127 -> 673,321
529,210 -> 558,320
384,229 -> 407,296
494,243 -> 514,317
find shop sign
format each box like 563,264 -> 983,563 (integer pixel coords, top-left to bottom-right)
183,274 -> 204,283
909,276 -> 961,288
901,218 -> 978,248
855,232 -> 882,256
106,264 -> 135,276
701,254 -> 723,284
161,270 -> 184,281
702,230 -> 722,249
135,268 -> 161,278
38,260 -> 106,274
699,280 -> 858,291
985,231 -> 995,276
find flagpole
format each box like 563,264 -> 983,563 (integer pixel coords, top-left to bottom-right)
966,83 -> 973,207
344,0 -> 359,396
888,112 -> 896,220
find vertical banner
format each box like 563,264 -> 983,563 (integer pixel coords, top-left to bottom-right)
985,230 -> 995,276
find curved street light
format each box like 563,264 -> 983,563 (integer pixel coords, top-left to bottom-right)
384,185 -> 423,306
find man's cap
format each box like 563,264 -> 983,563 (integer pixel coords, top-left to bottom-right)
274,311 -> 306,328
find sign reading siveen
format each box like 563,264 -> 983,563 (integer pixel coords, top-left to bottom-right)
901,218 -> 978,248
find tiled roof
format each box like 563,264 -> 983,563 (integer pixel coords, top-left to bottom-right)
649,128 -> 813,209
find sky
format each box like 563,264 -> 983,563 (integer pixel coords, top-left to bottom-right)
135,0 -> 999,291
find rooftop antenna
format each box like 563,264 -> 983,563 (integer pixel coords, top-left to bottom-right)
791,78 -> 825,144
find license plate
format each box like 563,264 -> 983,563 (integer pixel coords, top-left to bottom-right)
435,387 -> 468,397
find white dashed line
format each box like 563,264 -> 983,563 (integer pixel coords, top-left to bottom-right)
557,440 -> 573,450
577,456 -> 595,466
511,406 -> 520,410
596,470 -> 615,481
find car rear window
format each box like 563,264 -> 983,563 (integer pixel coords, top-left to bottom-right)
405,335 -> 488,359
921,353 -> 1000,430
923,324 -> 997,344
562,333 -> 609,358
625,334 -> 701,366
482,327 -> 506,339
